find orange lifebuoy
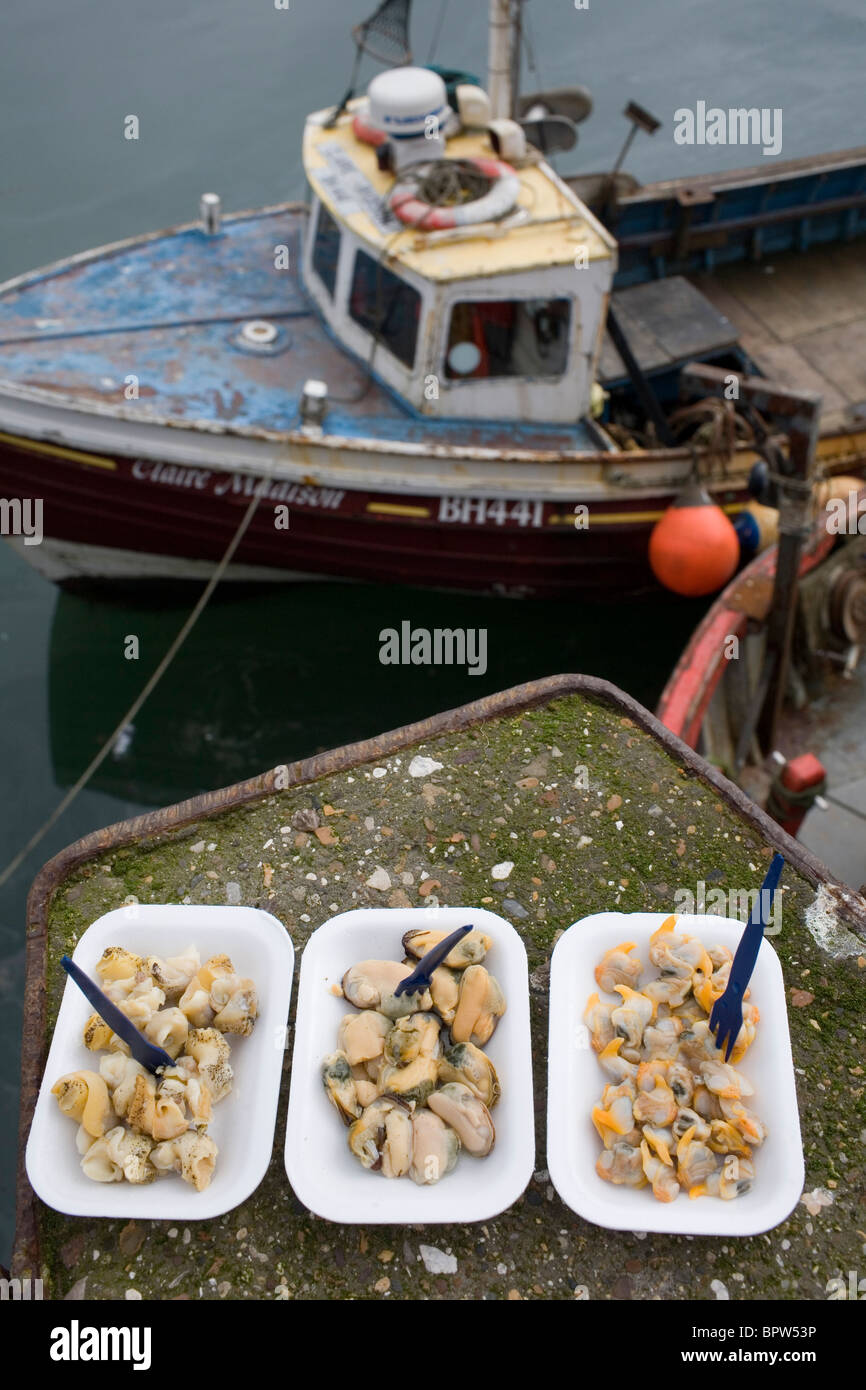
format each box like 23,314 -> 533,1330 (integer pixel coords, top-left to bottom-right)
351,112 -> 387,147
389,157 -> 520,230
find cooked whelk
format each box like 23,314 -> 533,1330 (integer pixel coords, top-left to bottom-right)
408,1109 -> 460,1186
151,1130 -> 218,1191
438,1041 -> 500,1107
144,1007 -> 189,1059
322,1051 -> 361,1125
451,965 -> 505,1046
427,1082 -> 495,1157
146,946 -> 200,1001
105,1126 -> 157,1184
402,927 -> 491,970
51,1070 -> 114,1138
384,1012 -> 441,1066
185,1027 -> 233,1101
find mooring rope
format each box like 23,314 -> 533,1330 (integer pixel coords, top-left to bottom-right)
0,473 -> 271,890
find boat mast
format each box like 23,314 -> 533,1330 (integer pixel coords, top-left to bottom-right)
488,0 -> 520,119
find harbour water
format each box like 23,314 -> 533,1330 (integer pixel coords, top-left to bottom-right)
2,0 -> 864,1266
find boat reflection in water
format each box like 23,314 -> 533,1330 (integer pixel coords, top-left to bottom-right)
48,578 -> 705,807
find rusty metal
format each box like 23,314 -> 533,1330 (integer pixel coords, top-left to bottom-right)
13,672 -> 866,1279
681,364 -> 824,759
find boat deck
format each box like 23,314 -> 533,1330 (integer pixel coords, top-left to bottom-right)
0,206 -> 603,454
691,240 -> 866,431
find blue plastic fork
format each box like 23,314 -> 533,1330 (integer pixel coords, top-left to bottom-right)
392,924 -> 473,997
708,853 -> 785,1061
61,955 -> 174,1074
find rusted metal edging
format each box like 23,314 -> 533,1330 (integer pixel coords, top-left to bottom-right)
13,674 -> 866,1279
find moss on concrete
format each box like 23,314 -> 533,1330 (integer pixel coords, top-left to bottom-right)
31,694 -> 866,1301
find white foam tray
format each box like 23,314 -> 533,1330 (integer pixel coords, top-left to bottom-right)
547,912 -> 804,1236
286,906 -> 534,1223
26,904 -> 294,1220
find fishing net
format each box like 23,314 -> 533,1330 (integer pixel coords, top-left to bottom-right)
399,160 -> 493,207
352,0 -> 413,66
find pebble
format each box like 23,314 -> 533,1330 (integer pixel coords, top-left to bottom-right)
372,767 -> 387,779
418,1244 -> 457,1275
190,841 -> 205,853
225,881 -> 242,905
496,1262 -> 508,1275
710,1279 -> 730,1300
409,756 -> 443,777
491,861 -> 514,880
124,1289 -> 142,1300
502,898 -> 529,919
365,867 -> 391,891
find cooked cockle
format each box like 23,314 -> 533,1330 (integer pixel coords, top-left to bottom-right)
636,1057 -> 670,1089
384,1012 -> 441,1066
595,941 -> 642,994
699,1155 -> 755,1200
146,946 -> 200,1000
151,1130 -> 218,1192
597,1038 -> 639,1083
408,1109 -> 460,1186
667,1062 -> 695,1108
694,960 -> 731,1015
437,1041 -> 500,1108
670,997 -> 705,1026
144,1007 -> 189,1059
699,1060 -> 754,1100
672,1108 -> 711,1143
692,1084 -> 723,1121
429,965 -> 460,1026
707,1119 -> 752,1158
676,1126 -> 720,1192
451,965 -> 506,1046
342,960 -> 419,1011
596,1142 -> 645,1187
337,1011 -> 390,1067
642,1017 -> 684,1061
641,1125 -> 675,1166
610,984 -> 654,1061
592,1080 -> 639,1143
640,1139 -> 680,1202
643,973 -> 692,1009
184,1027 -> 233,1102
719,1097 -> 767,1146
707,944 -> 733,971
105,1126 -> 157,1184
428,1082 -> 495,1157
679,1021 -> 724,1065
584,992 -> 616,1053
727,1002 -> 759,1064
380,1055 -> 440,1107
51,1070 -> 114,1137
648,917 -> 680,966
402,927 -> 491,970
322,1051 -> 361,1125
633,1076 -> 677,1127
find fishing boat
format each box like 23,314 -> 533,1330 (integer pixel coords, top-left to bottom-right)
0,0 -> 864,596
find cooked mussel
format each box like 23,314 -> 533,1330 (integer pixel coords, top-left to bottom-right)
379,1055 -> 439,1107
451,965 -> 506,1046
408,1108 -> 460,1185
402,927 -> 491,970
384,1012 -> 442,1066
430,965 -> 460,1026
342,960 -> 416,1009
322,1051 -> 361,1125
338,1010 -> 390,1066
427,1082 -> 495,1157
438,1041 -> 500,1107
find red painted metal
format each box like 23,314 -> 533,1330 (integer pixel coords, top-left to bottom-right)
767,754 -> 827,836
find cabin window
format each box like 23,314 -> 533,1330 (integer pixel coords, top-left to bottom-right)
444,299 -> 571,380
312,201 -> 341,298
349,249 -> 421,369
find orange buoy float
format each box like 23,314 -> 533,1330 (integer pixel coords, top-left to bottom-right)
649,482 -> 740,597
